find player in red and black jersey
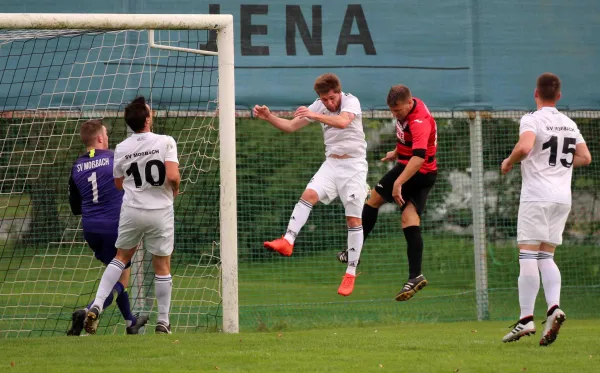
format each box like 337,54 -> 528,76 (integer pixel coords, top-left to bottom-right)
337,85 -> 438,301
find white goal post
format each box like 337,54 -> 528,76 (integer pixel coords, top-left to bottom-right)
0,13 -> 239,333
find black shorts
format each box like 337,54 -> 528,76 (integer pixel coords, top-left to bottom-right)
374,163 -> 437,216
83,231 -> 131,269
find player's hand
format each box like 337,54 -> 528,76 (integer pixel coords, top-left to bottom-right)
294,106 -> 315,120
392,179 -> 405,206
173,187 -> 180,198
381,149 -> 398,162
501,158 -> 513,175
253,105 -> 271,120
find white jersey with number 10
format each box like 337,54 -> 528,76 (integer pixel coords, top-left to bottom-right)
519,107 -> 585,205
113,132 -> 179,209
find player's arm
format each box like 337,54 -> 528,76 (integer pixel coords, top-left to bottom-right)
166,161 -> 181,195
68,172 -> 82,215
506,131 -> 536,165
295,95 -> 360,129
114,177 -> 124,190
296,108 -> 354,129
573,142 -> 592,168
113,146 -> 125,190
253,105 -> 310,133
395,120 -> 429,185
502,116 -> 537,174
165,136 -> 181,196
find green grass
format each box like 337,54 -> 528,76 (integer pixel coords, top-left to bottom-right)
2,321 -> 599,372
2,228 -> 600,337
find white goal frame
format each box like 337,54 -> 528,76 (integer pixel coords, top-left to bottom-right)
0,13 -> 239,333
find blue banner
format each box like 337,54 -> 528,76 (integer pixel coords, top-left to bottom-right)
2,0 -> 599,110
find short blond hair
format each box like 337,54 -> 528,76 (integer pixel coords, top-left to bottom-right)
80,120 -> 104,147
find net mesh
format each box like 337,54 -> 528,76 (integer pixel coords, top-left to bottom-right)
234,110 -> 600,331
0,29 -> 222,337
1,28 -> 599,338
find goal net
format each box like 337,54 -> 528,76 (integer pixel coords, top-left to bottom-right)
0,14 -> 237,338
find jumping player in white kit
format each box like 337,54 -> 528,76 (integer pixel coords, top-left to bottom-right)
84,96 -> 181,335
253,73 -> 368,297
500,73 -> 591,346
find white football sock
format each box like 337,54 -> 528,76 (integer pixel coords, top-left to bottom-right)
538,251 -> 561,311
91,259 -> 125,311
518,250 -> 540,319
346,225 -> 364,276
283,199 -> 313,244
155,274 -> 173,325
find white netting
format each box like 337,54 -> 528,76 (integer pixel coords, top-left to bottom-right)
0,29 -> 221,337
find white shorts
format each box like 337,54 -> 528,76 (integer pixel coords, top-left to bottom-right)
306,157 -> 368,218
115,205 -> 175,256
517,201 -> 571,247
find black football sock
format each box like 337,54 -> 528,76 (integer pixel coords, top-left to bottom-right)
362,204 -> 379,242
403,226 -> 424,279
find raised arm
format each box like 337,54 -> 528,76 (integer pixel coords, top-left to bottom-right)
253,105 -> 310,133
295,106 -> 354,129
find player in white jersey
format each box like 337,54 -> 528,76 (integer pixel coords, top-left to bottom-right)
84,96 -> 181,335
500,73 -> 591,345
253,73 -> 368,296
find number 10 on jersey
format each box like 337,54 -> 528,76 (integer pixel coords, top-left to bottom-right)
126,161 -> 166,187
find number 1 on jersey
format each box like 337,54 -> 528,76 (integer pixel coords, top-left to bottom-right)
87,172 -> 98,203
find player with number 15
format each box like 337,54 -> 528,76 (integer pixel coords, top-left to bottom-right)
500,73 -> 592,346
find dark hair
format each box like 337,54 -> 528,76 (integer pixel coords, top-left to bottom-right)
387,85 -> 412,107
124,96 -> 150,132
314,73 -> 342,95
537,73 -> 561,101
80,119 -> 104,147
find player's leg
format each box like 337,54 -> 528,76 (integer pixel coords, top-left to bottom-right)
337,161 -> 368,296
538,203 -> 570,346
394,173 -> 435,301
116,265 -> 150,335
265,161 -> 334,256
336,164 -> 403,263
337,216 -> 363,296
502,202 -> 546,342
84,247 -> 137,334
145,206 -> 175,334
152,254 -> 173,334
85,207 -> 142,334
68,232 -> 103,336
69,232 -> 121,336
395,202 -> 428,301
97,233 -> 142,331
364,164 -> 405,240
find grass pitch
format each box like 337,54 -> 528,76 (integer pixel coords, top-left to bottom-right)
2,320 -> 599,373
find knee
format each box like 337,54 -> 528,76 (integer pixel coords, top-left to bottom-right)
346,216 -> 362,228
152,255 -> 171,276
401,207 -> 420,228
301,189 -> 319,205
115,248 -> 135,262
366,189 -> 385,209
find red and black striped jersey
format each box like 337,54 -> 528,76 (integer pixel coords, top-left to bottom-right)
395,98 -> 438,174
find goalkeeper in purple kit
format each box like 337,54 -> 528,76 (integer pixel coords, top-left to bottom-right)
67,120 -> 148,335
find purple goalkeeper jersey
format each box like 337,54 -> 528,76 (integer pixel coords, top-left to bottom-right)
68,148 -> 123,234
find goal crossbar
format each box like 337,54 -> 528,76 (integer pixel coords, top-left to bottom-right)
0,13 -> 239,334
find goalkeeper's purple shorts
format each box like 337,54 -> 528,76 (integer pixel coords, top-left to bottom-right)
83,231 -> 132,269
